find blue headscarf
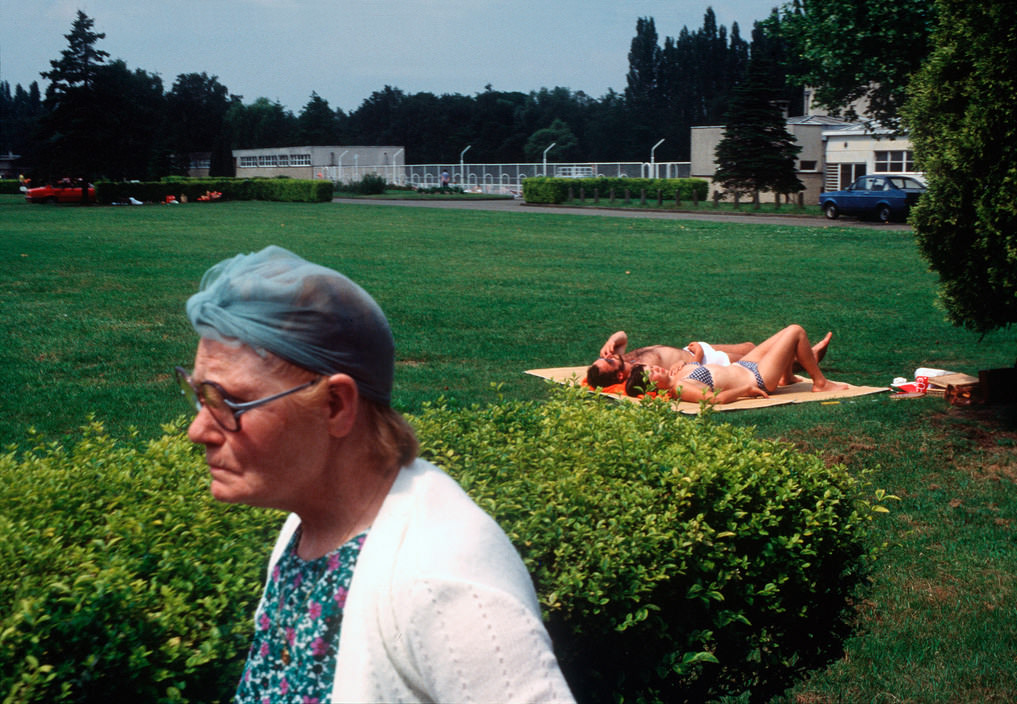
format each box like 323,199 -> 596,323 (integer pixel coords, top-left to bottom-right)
186,245 -> 394,405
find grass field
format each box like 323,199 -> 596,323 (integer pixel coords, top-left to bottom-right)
2,194 -> 1016,701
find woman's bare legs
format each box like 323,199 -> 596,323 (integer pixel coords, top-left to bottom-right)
783,331 -> 834,384
743,325 -> 847,392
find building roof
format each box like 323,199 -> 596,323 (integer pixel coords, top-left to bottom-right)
786,115 -> 855,126
821,121 -> 907,137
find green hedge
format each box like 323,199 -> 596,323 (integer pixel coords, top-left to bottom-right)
0,420 -> 280,703
0,179 -> 25,195
411,385 -> 888,702
94,178 -> 333,204
523,176 -> 709,204
0,387 -> 889,702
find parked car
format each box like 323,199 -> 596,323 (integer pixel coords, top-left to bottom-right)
24,180 -> 96,204
819,174 -> 926,222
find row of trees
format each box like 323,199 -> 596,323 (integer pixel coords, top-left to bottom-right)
0,8 -> 800,180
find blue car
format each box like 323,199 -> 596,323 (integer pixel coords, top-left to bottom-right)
819,174 -> 926,223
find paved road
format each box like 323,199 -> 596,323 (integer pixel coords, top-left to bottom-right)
333,197 -> 912,230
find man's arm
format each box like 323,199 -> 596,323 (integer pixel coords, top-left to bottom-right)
600,330 -> 628,358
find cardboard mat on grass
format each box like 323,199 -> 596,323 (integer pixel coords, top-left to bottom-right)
525,366 -> 888,414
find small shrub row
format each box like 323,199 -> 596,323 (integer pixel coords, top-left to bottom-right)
94,178 -> 333,204
523,176 -> 709,204
415,185 -> 465,195
0,386 -> 890,702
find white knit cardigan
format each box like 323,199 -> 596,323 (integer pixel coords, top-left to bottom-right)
261,458 -> 576,703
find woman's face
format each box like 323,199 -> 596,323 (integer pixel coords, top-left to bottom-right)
646,365 -> 674,389
186,338 -> 330,511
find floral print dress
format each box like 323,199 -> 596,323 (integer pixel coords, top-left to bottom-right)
235,529 -> 366,703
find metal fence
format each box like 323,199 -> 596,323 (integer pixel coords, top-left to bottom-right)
321,161 -> 691,195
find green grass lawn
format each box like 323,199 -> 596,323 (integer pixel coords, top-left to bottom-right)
2,194 -> 1015,701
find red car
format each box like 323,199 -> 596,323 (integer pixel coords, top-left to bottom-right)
24,180 -> 96,204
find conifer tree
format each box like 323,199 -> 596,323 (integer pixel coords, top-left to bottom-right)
712,55 -> 803,200
41,10 -> 109,99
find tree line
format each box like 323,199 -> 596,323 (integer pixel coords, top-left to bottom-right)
0,8 -> 800,180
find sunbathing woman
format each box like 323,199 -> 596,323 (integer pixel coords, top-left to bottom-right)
625,325 -> 846,404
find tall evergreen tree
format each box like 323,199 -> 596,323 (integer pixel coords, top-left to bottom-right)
713,55 -> 803,199
36,11 -> 115,179
625,17 -> 660,112
625,17 -> 662,154
41,10 -> 109,98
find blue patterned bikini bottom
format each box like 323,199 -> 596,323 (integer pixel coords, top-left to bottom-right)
735,360 -> 766,390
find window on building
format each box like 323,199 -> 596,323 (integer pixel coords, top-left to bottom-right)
239,156 -> 258,168
874,150 -> 915,172
837,163 -> 867,189
799,160 -> 817,172
277,155 -> 289,167
258,155 -> 278,167
291,154 -> 311,166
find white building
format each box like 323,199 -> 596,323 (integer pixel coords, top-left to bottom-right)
231,145 -> 405,183
689,114 -> 918,202
820,124 -> 918,191
691,115 -> 854,204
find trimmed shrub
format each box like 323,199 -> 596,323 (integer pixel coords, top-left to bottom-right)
523,177 -> 709,205
338,173 -> 389,195
0,387 -> 889,702
409,384 -> 889,702
521,176 -> 571,204
0,419 -> 280,703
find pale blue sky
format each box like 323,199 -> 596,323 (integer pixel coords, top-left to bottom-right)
2,0 -> 781,113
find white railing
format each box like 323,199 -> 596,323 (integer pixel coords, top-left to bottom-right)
320,161 -> 691,195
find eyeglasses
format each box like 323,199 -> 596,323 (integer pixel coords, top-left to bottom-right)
174,366 -> 321,432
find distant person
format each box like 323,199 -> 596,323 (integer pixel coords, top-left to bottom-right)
176,246 -> 574,703
440,169 -> 450,188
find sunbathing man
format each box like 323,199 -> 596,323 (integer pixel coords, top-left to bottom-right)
586,329 -> 831,389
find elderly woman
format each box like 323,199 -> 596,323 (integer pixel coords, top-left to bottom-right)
626,325 -> 846,404
176,246 -> 573,703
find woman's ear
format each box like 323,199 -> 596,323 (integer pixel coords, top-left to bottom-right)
325,373 -> 359,438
